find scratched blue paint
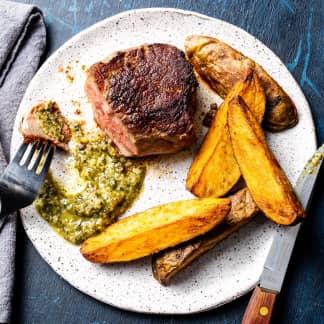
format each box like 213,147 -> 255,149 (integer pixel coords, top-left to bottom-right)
300,9 -> 321,97
26,296 -> 41,300
219,0 -> 228,18
85,1 -> 94,14
176,0 -> 182,11
71,25 -> 83,34
68,0 -> 82,34
53,296 -> 60,304
279,0 -> 295,14
68,0 -> 77,24
46,13 -> 73,30
102,0 -> 112,9
122,1 -> 133,11
287,39 -> 302,72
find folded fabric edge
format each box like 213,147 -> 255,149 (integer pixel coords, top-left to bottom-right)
0,8 -> 45,87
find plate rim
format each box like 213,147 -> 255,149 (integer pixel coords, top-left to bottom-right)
13,7 -> 317,315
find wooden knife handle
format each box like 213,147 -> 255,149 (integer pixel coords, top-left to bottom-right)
242,286 -> 277,324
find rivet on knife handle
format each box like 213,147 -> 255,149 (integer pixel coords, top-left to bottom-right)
241,286 -> 277,324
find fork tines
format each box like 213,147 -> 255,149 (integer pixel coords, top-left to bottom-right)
13,141 -> 55,175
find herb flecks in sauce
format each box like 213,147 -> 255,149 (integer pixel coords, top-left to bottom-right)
35,101 -> 67,142
34,121 -> 146,244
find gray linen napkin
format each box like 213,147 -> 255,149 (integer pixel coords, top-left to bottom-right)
0,1 -> 46,322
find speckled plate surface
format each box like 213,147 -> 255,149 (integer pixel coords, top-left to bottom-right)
11,8 -> 316,314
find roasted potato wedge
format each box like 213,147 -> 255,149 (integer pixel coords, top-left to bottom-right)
81,198 -> 231,263
186,70 -> 265,198
185,35 -> 298,131
152,188 -> 259,285
228,96 -> 304,225
152,223 -> 243,285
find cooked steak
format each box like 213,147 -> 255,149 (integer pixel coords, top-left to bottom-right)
85,43 -> 198,157
20,101 -> 71,151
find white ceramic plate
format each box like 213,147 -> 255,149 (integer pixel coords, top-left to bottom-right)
11,8 -> 316,314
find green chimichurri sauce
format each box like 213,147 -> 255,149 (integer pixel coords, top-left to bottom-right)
35,101 -> 66,141
34,121 -> 146,244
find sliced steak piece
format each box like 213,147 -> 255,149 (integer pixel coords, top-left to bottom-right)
85,43 -> 198,157
19,101 -> 71,151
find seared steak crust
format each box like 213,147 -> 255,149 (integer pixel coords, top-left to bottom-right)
85,43 -> 198,157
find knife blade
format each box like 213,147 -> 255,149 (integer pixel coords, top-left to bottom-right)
259,144 -> 324,293
242,144 -> 324,324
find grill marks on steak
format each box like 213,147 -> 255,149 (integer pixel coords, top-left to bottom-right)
107,46 -> 195,135
85,44 -> 198,156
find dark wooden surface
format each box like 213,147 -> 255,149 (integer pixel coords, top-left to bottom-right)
14,1 -> 324,323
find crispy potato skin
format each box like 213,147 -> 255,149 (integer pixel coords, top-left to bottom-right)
228,96 -> 304,225
152,223 -> 243,285
185,35 -> 298,131
186,70 -> 265,198
152,188 -> 259,285
80,198 -> 231,263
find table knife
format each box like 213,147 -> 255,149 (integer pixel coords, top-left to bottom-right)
242,144 -> 324,324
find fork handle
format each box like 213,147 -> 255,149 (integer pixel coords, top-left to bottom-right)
0,192 -> 9,215
0,197 -> 7,231
0,192 -> 14,217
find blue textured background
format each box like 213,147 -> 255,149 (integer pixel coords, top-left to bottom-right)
14,1 -> 324,323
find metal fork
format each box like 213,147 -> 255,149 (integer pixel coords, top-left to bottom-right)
0,141 -> 54,229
